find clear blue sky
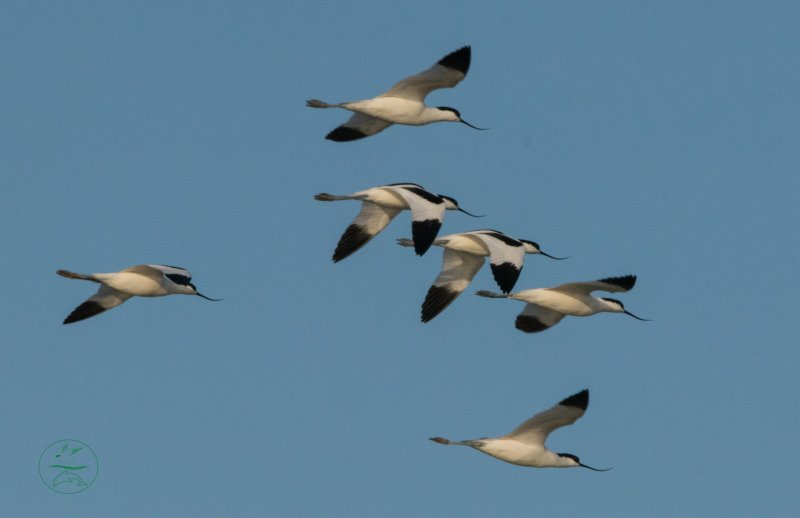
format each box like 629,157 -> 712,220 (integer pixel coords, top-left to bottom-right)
2,1 -> 799,516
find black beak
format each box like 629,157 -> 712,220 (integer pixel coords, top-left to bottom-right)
539,251 -> 569,260
457,207 -> 486,218
197,292 -> 222,301
624,310 -> 650,321
460,119 -> 489,130
580,462 -> 613,472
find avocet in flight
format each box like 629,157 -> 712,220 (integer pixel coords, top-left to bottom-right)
306,46 -> 485,141
430,389 -> 610,471
57,264 -> 219,324
315,183 -> 480,262
397,229 -> 564,322
476,275 -> 648,333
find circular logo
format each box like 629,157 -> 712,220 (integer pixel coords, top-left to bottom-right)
38,439 -> 99,494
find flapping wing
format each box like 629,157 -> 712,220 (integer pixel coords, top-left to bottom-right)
63,284 -> 133,324
332,202 -> 401,262
421,249 -> 485,323
392,186 -> 446,256
504,390 -> 589,444
551,275 -> 637,296
326,113 -> 394,142
380,46 -> 471,102
515,303 -> 566,333
470,231 -> 526,293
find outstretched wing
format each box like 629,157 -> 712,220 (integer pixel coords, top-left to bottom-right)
469,231 -> 526,293
421,248 -> 485,323
332,202 -> 401,262
550,275 -> 637,296
326,113 -> 394,142
515,303 -> 566,333
380,46 -> 471,102
63,284 -> 133,324
504,390 -> 589,444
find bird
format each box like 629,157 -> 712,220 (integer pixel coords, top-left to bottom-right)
306,45 -> 486,141
57,264 -> 219,324
315,183 -> 481,262
430,389 -> 610,471
397,229 -> 565,322
476,274 -> 648,333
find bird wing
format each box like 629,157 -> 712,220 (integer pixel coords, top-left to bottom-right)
469,231 -> 526,293
504,390 -> 589,444
325,113 -> 394,142
63,284 -> 133,324
379,46 -> 471,102
550,275 -> 637,296
390,185 -> 447,256
514,303 -> 566,333
421,248 -> 485,323
332,202 -> 401,262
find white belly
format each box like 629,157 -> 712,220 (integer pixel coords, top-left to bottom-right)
343,97 -> 426,125
103,273 -> 168,297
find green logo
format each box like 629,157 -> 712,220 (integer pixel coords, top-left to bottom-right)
38,439 -> 99,494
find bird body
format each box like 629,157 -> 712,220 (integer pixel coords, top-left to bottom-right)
57,264 -> 218,324
398,230 -> 563,322
477,275 -> 648,333
315,183 -> 478,262
307,46 -> 485,141
431,389 -> 609,470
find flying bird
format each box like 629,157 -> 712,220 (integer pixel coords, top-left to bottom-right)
306,45 -> 485,141
315,183 -> 480,262
57,264 -> 219,324
476,275 -> 648,333
397,229 -> 564,322
430,389 -> 610,471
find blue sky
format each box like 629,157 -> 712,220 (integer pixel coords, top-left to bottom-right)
2,1 -> 799,516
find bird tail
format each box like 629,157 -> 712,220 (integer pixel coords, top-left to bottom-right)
475,290 -> 508,299
56,270 -> 98,282
306,99 -> 337,108
396,238 -> 414,248
314,193 -> 352,202
429,437 -> 481,447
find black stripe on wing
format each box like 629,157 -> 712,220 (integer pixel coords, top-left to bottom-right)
515,314 -> 552,333
63,301 -> 107,324
558,389 -> 589,411
480,231 -> 522,247
165,273 -> 191,286
490,262 -> 522,293
421,285 -> 461,323
437,46 -> 471,75
411,219 -> 442,256
326,127 -> 368,142
597,275 -> 637,291
332,224 -> 373,262
401,186 -> 444,205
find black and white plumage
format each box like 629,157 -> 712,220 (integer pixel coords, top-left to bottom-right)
306,46 -> 485,141
57,264 -> 219,324
477,275 -> 649,333
397,230 -> 564,322
430,389 -> 609,471
314,183 -> 479,262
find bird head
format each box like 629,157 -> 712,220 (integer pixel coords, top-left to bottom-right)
436,106 -> 488,130
600,297 -> 649,320
518,239 -> 567,259
558,453 -> 611,472
188,283 -> 222,301
438,194 -> 483,217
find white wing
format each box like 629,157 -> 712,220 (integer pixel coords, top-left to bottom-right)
391,185 -> 447,256
515,303 -> 566,333
63,284 -> 133,324
551,275 -> 637,296
469,231 -> 526,293
380,46 -> 471,102
331,202 -> 401,262
421,249 -> 485,323
325,113 -> 394,142
504,390 -> 589,445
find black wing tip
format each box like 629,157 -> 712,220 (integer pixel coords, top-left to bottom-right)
598,275 -> 637,291
490,262 -> 521,293
559,389 -> 589,411
63,301 -> 105,324
437,46 -> 471,75
421,285 -> 460,323
332,224 -> 372,262
514,314 -> 550,333
326,126 -> 368,142
411,219 -> 442,256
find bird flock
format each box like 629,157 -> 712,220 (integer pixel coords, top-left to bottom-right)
58,45 -> 649,471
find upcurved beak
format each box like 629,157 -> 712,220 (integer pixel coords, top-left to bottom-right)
539,251 -> 569,260
457,207 -> 486,218
580,462 -> 612,472
196,292 -> 222,301
624,310 -> 650,321
460,119 -> 489,130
